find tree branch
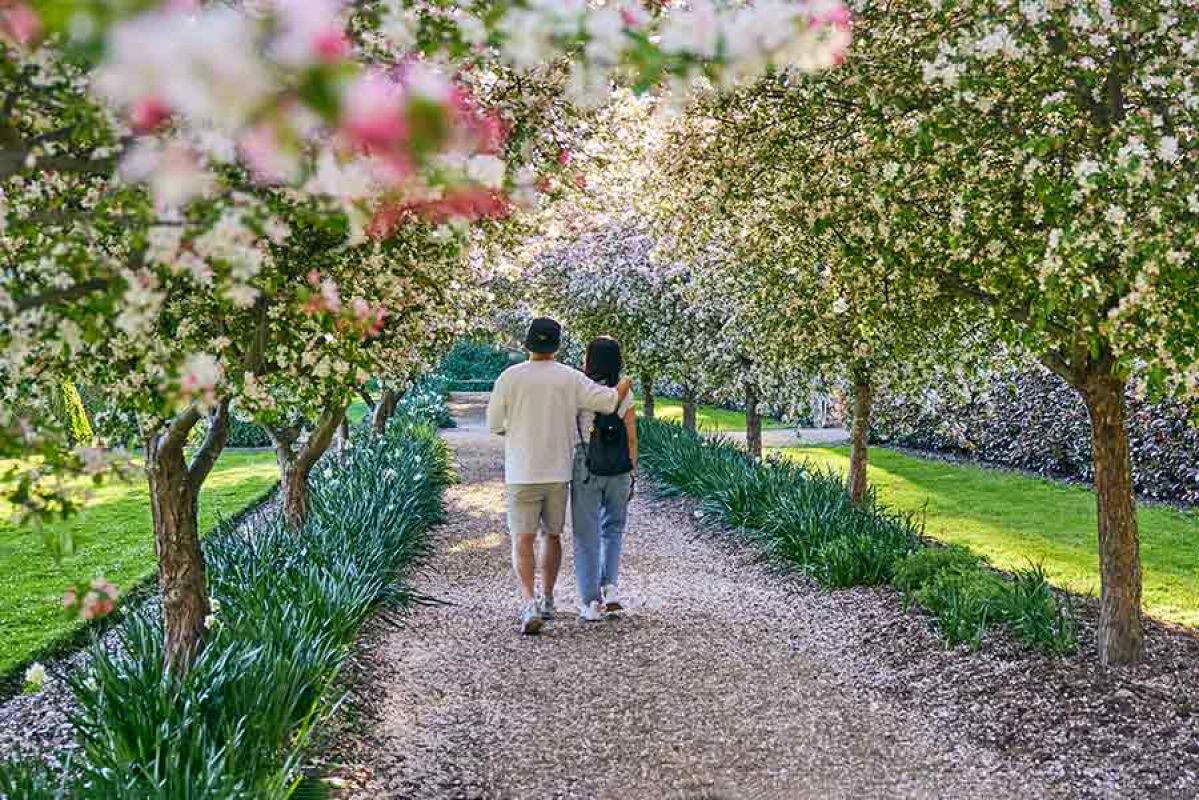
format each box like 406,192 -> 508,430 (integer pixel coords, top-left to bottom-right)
296,401 -> 348,475
188,399 -> 231,486
13,277 -> 114,312
161,405 -> 203,455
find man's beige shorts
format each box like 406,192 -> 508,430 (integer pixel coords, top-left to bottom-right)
506,482 -> 569,536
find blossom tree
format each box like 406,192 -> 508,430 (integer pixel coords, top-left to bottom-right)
647,83 -> 980,499
847,0 -> 1199,665
680,0 -> 1199,665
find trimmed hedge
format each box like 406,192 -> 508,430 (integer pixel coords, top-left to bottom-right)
0,401 -> 454,799
871,365 -> 1199,506
638,419 -> 1076,653
438,340 -> 523,390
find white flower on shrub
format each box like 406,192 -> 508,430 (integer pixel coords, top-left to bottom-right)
23,662 -> 47,693
383,468 -> 397,480
204,614 -> 220,630
209,598 -> 222,614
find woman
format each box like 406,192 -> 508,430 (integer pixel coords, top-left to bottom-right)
572,336 -> 638,622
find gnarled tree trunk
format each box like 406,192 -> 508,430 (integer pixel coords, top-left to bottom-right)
372,389 -> 398,435
1080,370 -> 1143,666
145,400 -> 230,675
270,402 -> 348,530
745,383 -> 762,460
641,375 -> 655,420
682,387 -> 697,434
846,370 -> 872,504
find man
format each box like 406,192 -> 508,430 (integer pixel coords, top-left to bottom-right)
487,318 -> 633,634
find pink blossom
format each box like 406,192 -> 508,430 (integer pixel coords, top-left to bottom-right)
367,188 -> 510,236
340,72 -> 407,151
240,124 -> 301,184
0,2 -> 40,45
62,588 -> 77,610
130,97 -> 171,133
274,0 -> 350,67
178,353 -> 223,406
313,28 -> 350,63
811,3 -> 852,30
619,4 -> 650,29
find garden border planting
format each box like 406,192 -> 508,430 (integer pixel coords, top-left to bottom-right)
0,401 -> 454,799
638,419 -> 1077,654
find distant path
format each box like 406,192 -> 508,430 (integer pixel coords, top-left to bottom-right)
721,427 -> 850,448
330,393 -> 1057,799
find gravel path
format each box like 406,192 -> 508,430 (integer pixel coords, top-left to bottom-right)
328,395 -> 1060,799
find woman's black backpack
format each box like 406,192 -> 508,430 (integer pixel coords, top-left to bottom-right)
587,412 -> 633,476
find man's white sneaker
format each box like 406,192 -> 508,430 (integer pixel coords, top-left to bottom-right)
519,602 -> 543,635
601,584 -> 622,613
578,600 -> 605,622
537,594 -> 556,620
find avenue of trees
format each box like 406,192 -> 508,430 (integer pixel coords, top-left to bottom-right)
529,2 -> 1199,667
5,0 -> 1197,671
1,1 -> 850,673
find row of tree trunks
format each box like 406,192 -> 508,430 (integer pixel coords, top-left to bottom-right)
846,369 -> 872,505
745,383 -> 762,461
145,400 -> 231,675
641,375 -> 655,420
270,403 -> 349,530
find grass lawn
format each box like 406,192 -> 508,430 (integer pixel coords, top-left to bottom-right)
0,451 -> 278,678
779,446 -> 1199,627
348,400 -> 370,425
643,397 -> 788,433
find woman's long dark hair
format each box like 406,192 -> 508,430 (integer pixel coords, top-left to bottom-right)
584,336 -> 623,388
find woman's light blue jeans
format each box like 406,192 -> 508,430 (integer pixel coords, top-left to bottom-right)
571,445 -> 633,606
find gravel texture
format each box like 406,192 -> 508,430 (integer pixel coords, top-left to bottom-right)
328,394 -> 1199,799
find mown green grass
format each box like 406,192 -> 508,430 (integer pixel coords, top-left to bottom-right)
779,446 -> 1199,627
347,400 -> 370,425
0,451 -> 278,677
642,397 -> 788,432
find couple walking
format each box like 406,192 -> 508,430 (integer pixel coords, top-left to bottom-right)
486,317 -> 639,634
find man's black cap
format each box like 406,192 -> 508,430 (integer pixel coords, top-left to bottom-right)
525,317 -> 561,354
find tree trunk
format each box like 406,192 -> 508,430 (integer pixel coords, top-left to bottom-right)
745,383 -> 762,460
144,401 -> 230,675
847,371 -> 872,504
335,417 -> 350,456
641,375 -> 655,419
682,388 -> 697,434
372,389 -> 398,435
1080,371 -> 1143,666
271,403 -> 348,530
278,461 -> 311,531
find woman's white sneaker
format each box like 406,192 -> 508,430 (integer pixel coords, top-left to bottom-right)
578,600 -> 605,622
601,584 -> 622,613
